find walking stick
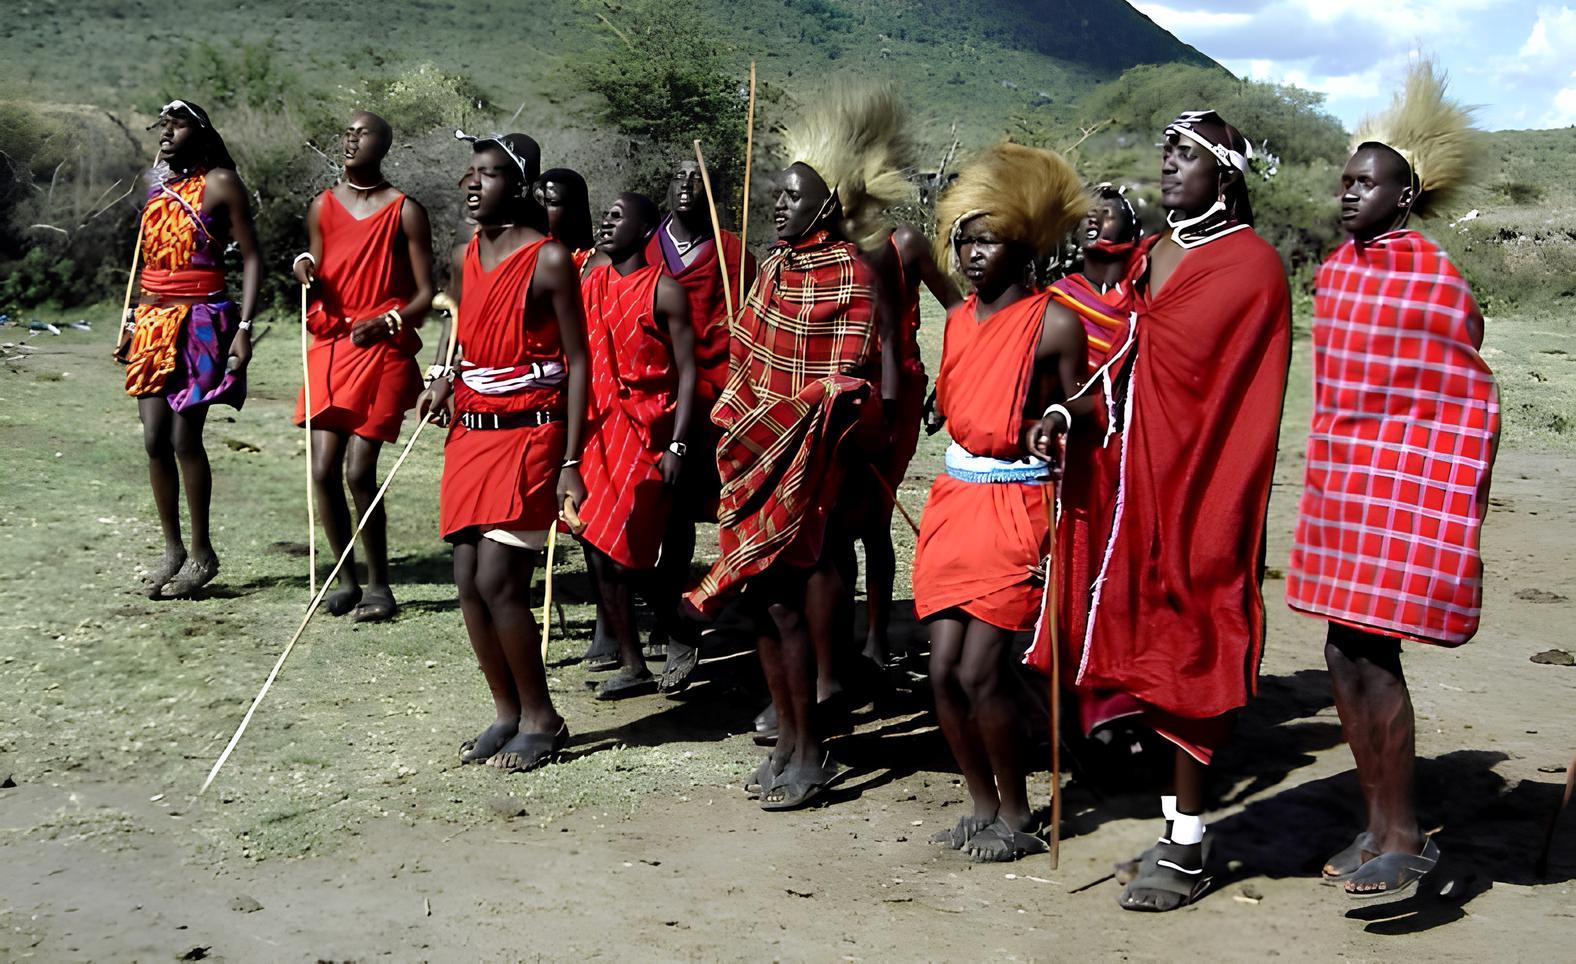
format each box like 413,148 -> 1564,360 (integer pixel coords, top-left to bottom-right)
736,60 -> 757,301
201,295 -> 461,795
112,208 -> 147,362
1044,474 -> 1063,869
867,463 -> 920,537
692,140 -> 735,321
300,285 -> 317,597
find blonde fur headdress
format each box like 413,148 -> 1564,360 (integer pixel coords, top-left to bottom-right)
1352,60 -> 1482,219
780,85 -> 916,248
933,142 -> 1088,270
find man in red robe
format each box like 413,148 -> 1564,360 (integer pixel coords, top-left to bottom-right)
1287,65 -> 1496,899
913,143 -> 1089,863
577,192 -> 697,700
646,157 -> 757,692
1032,111 -> 1291,912
415,131 -> 589,774
292,110 -> 436,622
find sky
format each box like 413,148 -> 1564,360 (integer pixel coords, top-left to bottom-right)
1131,2 -> 1576,131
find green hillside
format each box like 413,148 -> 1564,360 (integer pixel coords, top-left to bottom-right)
0,0 -> 1214,145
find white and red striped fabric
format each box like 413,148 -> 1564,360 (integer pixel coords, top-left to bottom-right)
1287,229 -> 1499,646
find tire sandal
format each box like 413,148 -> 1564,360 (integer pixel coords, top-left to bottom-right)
488,724 -> 569,774
745,755 -> 785,797
592,667 -> 658,701
1320,831 -> 1378,885
1118,839 -> 1213,912
964,819 -> 1049,863
930,815 -> 991,851
1344,836 -> 1439,900
657,640 -> 700,694
351,586 -> 397,623
760,754 -> 840,812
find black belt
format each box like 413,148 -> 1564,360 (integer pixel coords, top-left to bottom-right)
456,410 -> 563,430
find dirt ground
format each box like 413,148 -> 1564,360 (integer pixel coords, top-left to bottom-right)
1,305 -> 1573,962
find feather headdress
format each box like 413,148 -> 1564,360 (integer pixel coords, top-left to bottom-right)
933,142 -> 1088,270
780,84 -> 916,248
1352,60 -> 1482,219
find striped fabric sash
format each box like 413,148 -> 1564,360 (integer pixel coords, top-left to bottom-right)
459,359 -> 567,395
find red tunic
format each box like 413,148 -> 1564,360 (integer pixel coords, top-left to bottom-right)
1287,230 -> 1499,645
293,191 -> 423,443
645,223 -> 756,406
684,233 -> 876,617
1075,230 -> 1290,760
576,263 -> 676,569
438,236 -> 567,540
911,292 -> 1052,630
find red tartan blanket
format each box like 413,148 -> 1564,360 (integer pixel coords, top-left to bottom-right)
684,232 -> 877,616
1287,230 -> 1500,645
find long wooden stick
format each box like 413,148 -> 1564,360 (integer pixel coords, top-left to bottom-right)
201,300 -> 461,795
113,211 -> 146,361
867,463 -> 920,537
737,60 -> 757,301
1046,474 -> 1063,869
540,526 -> 558,662
692,140 -> 735,321
300,285 -> 316,597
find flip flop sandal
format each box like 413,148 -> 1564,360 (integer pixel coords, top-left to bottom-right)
1344,837 -> 1439,900
760,754 -> 841,812
583,654 -> 621,673
1321,831 -> 1379,884
745,756 -> 785,796
489,724 -> 569,774
351,588 -> 398,623
657,640 -> 701,694
594,668 -> 658,701
1118,840 -> 1213,912
930,814 -> 991,851
964,819 -> 1049,863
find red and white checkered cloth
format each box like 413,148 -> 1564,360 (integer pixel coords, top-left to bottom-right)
1287,230 -> 1500,646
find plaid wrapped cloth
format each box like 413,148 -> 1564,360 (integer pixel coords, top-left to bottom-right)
684,232 -> 877,616
1287,230 -> 1499,646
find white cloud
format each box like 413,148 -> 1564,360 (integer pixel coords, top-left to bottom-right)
1520,5 -> 1576,59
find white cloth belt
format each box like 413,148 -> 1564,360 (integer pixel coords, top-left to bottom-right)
459,359 -> 566,395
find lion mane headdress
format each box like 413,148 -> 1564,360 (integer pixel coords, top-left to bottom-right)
1353,59 -> 1482,219
780,84 -> 916,248
933,142 -> 1088,271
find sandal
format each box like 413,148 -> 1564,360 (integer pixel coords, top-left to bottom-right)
745,755 -> 785,797
930,815 -> 991,851
1344,836 -> 1439,900
657,640 -> 700,694
351,586 -> 397,623
760,754 -> 840,812
592,667 -> 657,701
487,724 -> 569,773
752,703 -> 779,746
964,819 -> 1048,863
1118,839 -> 1213,912
1321,831 -> 1378,885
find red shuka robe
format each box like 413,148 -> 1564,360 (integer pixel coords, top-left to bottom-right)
438,237 -> 567,540
911,291 -> 1052,631
683,234 -> 876,617
293,191 -> 423,443
877,235 -> 929,490
1074,229 -> 1290,760
1287,230 -> 1499,645
576,263 -> 677,569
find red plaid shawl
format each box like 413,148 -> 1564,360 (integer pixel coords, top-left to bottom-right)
1287,230 -> 1499,645
685,232 -> 876,616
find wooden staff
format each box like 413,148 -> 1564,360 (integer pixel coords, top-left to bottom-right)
692,140 -> 735,321
867,463 -> 920,536
201,297 -> 461,795
1045,471 -> 1063,869
113,209 -> 147,362
300,285 -> 316,597
736,60 -> 757,301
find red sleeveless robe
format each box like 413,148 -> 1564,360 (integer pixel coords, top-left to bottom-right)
1074,230 -> 1290,761
577,263 -> 677,569
293,191 -> 423,443
438,237 -> 567,540
911,292 -> 1052,630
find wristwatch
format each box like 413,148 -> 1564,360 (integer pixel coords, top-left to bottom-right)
668,441 -> 687,457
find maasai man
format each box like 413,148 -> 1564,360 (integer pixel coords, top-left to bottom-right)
852,224 -> 961,671
576,192 -> 696,699
683,86 -> 909,810
1030,110 -> 1291,911
536,168 -> 596,271
291,110 -> 436,622
415,132 -> 589,772
647,156 -> 758,694
1287,62 -> 1497,899
115,100 -> 261,599
912,143 -> 1089,862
